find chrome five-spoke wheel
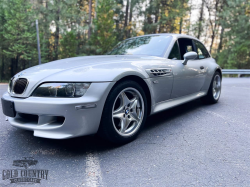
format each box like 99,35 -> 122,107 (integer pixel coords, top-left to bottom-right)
213,74 -> 221,100
112,88 -> 144,136
201,72 -> 222,104
98,80 -> 147,144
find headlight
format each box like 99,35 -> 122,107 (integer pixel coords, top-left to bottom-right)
32,83 -> 91,97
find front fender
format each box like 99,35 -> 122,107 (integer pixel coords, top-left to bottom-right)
201,58 -> 222,91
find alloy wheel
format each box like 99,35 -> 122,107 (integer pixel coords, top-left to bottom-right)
112,87 -> 144,137
212,75 -> 221,100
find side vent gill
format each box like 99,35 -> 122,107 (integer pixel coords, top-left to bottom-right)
146,68 -> 172,77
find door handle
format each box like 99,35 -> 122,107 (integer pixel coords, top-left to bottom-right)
200,66 -> 204,69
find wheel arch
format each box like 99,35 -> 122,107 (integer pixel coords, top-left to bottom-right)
214,66 -> 222,79
114,75 -> 152,116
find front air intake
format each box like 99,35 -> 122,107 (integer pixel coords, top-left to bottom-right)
13,78 -> 28,94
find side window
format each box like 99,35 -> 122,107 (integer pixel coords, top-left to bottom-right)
194,40 -> 210,59
177,38 -> 195,60
168,41 -> 181,60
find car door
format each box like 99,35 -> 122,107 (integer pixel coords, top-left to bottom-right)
169,38 -> 205,99
192,39 -> 210,90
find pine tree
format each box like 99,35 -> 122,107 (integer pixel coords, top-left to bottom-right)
0,0 -> 5,81
217,0 -> 250,69
34,0 -> 86,62
2,0 -> 37,76
143,0 -> 189,34
60,31 -> 77,59
90,0 -> 116,54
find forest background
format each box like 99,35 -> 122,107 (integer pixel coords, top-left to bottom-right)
0,0 -> 249,81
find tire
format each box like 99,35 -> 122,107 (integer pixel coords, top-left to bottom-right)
98,80 -> 148,144
201,71 -> 222,104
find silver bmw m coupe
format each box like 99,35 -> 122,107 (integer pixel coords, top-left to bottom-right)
1,34 -> 222,144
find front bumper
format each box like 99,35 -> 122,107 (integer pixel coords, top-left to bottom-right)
1,82 -> 115,139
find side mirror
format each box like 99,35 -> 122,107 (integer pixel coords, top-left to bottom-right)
183,51 -> 198,65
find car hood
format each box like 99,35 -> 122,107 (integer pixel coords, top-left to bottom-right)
16,55 -> 169,81
18,55 -> 130,79
10,55 -> 172,98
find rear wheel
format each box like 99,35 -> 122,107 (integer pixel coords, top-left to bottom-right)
98,80 -> 147,144
201,72 -> 222,104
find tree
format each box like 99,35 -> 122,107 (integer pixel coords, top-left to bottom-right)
217,0 -> 250,69
2,0 -> 37,76
1,0 -> 250,82
0,0 -> 6,81
60,31 -> 77,59
124,0 -> 130,31
197,0 -> 205,39
143,0 -> 160,34
34,0 -> 87,62
143,0 -> 189,34
128,0 -> 134,37
90,0 -> 116,54
88,0 -> 93,39
205,0 -> 225,54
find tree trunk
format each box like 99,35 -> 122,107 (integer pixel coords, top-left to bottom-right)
215,0 -> 226,60
145,0 -> 153,34
128,0 -> 133,37
115,20 -> 119,31
45,0 -> 50,61
1,55 -> 4,81
76,14 -> 81,55
23,60 -> 26,70
95,0 -> 98,19
154,15 -> 158,34
158,21 -> 162,33
157,3 -> 162,33
54,1 -> 60,60
11,58 -> 15,77
217,26 -> 224,54
55,22 -> 59,60
209,30 -> 215,53
187,0 -> 192,35
179,18 -> 183,34
88,0 -> 92,39
15,55 -> 18,73
158,24 -> 162,33
207,0 -> 219,54
124,0 -> 129,29
197,0 -> 204,39
154,5 -> 160,34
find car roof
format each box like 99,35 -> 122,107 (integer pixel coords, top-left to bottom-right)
126,33 -> 199,41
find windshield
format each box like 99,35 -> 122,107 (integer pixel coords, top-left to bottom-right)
107,35 -> 172,57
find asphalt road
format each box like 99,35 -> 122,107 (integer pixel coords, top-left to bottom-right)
0,78 -> 250,187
